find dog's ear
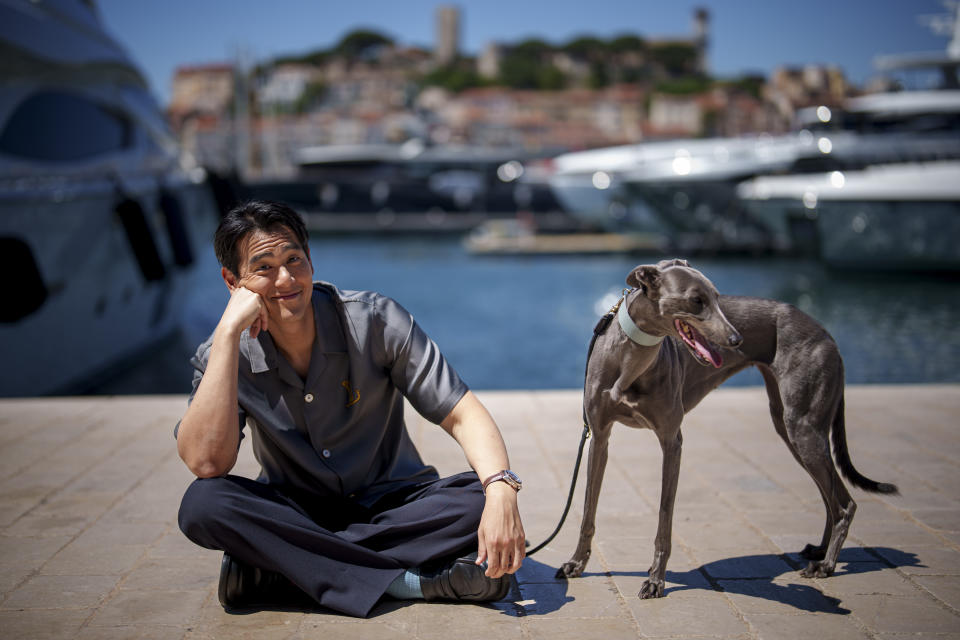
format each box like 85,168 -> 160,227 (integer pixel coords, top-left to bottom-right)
657,258 -> 689,270
626,264 -> 662,299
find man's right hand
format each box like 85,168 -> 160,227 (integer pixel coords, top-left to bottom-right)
221,286 -> 269,339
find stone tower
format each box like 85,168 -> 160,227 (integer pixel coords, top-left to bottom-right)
435,5 -> 460,66
693,7 -> 709,74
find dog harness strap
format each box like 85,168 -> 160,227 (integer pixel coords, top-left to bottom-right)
617,298 -> 664,346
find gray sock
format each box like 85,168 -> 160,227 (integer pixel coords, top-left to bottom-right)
385,568 -> 423,600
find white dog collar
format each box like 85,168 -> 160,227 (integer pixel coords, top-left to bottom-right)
618,298 -> 665,346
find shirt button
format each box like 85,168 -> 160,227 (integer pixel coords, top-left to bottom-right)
322,449 -> 331,458
304,393 -> 314,403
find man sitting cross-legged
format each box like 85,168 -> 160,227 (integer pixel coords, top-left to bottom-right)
175,200 -> 525,617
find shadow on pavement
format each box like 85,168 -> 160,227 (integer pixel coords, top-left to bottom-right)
496,557 -> 572,617
546,546 -> 920,615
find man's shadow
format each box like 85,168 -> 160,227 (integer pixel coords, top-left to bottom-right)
502,547 -> 922,617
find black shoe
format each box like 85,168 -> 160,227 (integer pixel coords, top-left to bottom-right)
419,553 -> 512,602
218,552 -> 312,609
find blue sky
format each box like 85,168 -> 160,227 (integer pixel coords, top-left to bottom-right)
97,0 -> 955,105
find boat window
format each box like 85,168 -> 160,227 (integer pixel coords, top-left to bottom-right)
842,110 -> 960,134
0,91 -> 132,161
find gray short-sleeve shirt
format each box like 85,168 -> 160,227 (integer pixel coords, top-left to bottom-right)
180,281 -> 470,507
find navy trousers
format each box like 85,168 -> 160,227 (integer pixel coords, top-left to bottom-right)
178,471 -> 484,617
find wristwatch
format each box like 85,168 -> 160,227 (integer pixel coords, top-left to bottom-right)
482,469 -> 522,493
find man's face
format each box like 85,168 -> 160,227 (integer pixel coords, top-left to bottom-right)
226,226 -> 314,325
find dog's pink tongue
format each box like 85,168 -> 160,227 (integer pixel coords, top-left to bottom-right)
694,336 -> 723,368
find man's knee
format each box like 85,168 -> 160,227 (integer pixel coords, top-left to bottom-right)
178,476 -> 234,547
464,480 -> 485,522
440,472 -> 485,530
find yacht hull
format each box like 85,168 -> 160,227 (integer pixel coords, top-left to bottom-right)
817,199 -> 960,270
0,180 -> 217,396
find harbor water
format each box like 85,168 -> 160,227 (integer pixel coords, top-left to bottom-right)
90,234 -> 960,395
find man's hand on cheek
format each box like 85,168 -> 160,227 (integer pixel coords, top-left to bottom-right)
222,285 -> 268,338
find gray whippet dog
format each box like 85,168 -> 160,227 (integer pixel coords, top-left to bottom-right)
558,258 -> 897,598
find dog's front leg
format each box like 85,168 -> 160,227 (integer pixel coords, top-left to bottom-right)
608,372 -> 631,405
557,425 -> 612,579
641,429 -> 682,599
607,348 -> 645,406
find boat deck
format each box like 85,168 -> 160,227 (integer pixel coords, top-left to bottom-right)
1,386 -> 959,639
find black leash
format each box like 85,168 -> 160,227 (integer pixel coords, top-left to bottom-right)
526,293 -> 626,556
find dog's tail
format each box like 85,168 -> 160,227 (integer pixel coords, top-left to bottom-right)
832,395 -> 899,495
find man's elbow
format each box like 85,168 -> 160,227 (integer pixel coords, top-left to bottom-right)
178,443 -> 235,478
188,458 -> 232,479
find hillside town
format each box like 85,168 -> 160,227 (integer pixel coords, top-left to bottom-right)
166,6 -> 859,179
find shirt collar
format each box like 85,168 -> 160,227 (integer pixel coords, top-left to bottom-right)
240,329 -> 276,374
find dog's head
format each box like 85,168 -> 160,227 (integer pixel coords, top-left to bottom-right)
626,259 -> 742,368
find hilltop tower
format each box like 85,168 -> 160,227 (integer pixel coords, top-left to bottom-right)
435,5 -> 460,66
693,7 -> 709,74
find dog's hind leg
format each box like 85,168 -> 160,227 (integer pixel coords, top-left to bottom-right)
640,427 -> 683,599
790,422 -> 856,578
778,375 -> 856,578
759,365 -> 831,561
558,419 -> 614,579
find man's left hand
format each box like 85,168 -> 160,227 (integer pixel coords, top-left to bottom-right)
476,481 -> 525,578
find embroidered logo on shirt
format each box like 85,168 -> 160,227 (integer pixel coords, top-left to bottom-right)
341,380 -> 360,407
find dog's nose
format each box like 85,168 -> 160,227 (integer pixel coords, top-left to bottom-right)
728,333 -> 743,347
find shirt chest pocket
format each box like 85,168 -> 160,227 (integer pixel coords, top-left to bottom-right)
240,383 -> 298,433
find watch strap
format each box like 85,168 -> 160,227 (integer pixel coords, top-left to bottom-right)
482,470 -> 521,493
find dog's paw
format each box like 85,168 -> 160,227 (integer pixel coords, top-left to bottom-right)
800,561 -> 834,579
556,560 -> 587,579
799,544 -> 826,561
638,579 -> 664,599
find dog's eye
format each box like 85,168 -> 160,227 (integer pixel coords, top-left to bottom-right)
692,296 -> 703,307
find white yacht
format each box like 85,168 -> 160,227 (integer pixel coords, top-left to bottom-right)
737,4 -> 960,271
549,90 -> 960,252
548,135 -> 804,241
0,0 -> 221,396
737,161 -> 960,270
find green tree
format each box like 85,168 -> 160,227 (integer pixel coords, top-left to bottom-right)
620,66 -> 650,83
588,61 -> 610,89
563,36 -> 606,60
511,38 -> 554,57
334,29 -> 394,58
609,34 -> 646,53
498,55 -> 566,90
726,74 -> 765,99
294,80 -> 327,114
649,42 -> 699,76
498,55 -> 540,89
537,65 -> 566,90
423,63 -> 487,93
273,49 -> 329,67
654,75 -> 712,95
496,39 -> 567,90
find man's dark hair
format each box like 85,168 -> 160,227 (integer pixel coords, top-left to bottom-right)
214,200 -> 309,276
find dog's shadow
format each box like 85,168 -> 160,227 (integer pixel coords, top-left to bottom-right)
512,547 -> 922,617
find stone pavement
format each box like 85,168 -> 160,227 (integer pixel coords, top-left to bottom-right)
1,385 -> 959,639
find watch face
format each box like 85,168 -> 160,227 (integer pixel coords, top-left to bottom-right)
504,470 -> 522,487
